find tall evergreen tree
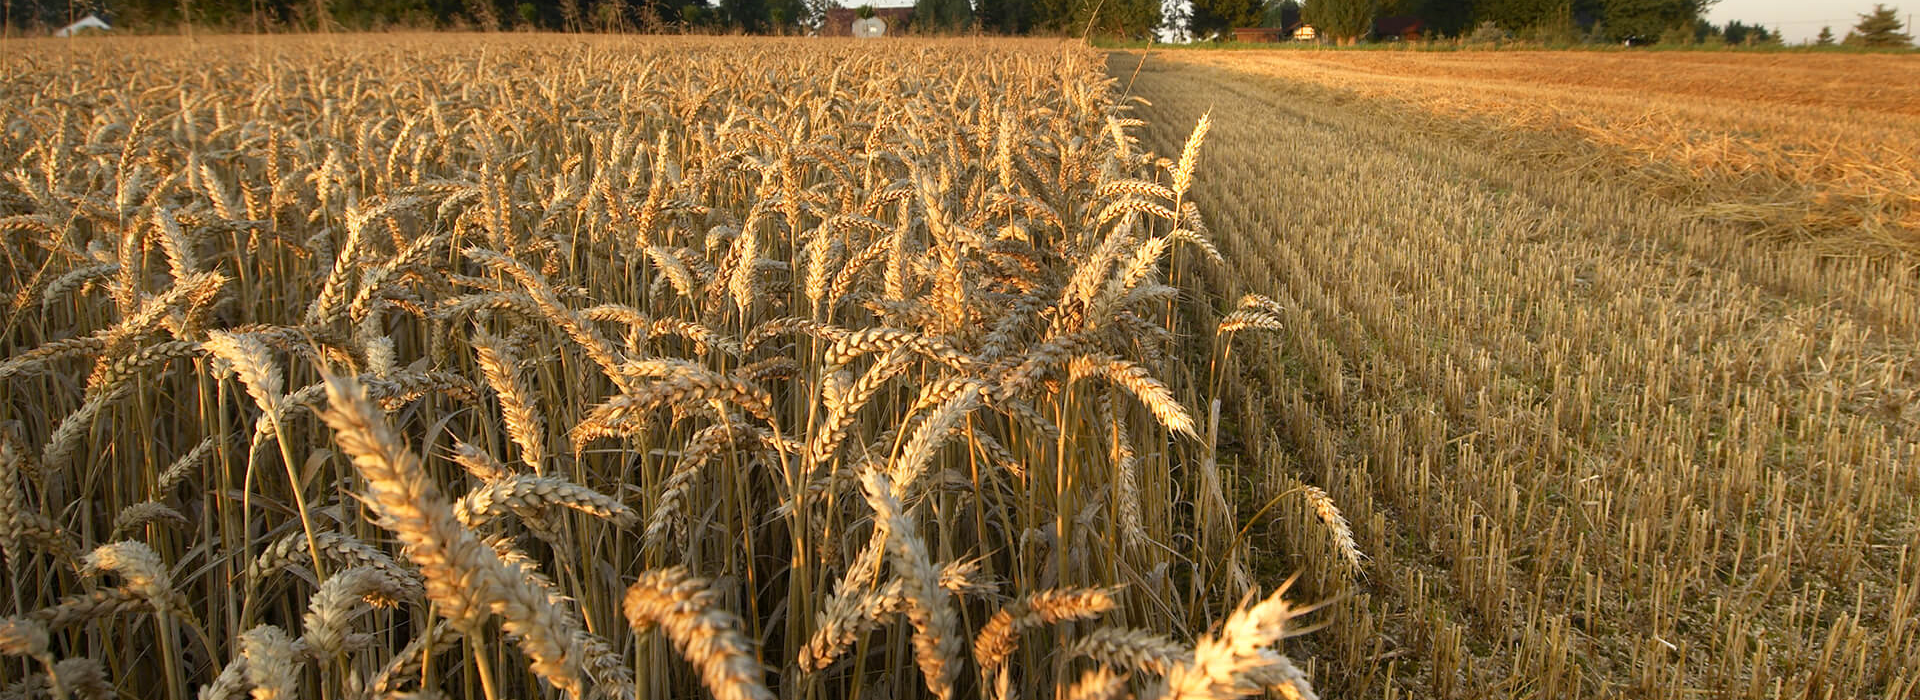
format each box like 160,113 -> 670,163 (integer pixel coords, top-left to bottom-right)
1189,0 -> 1260,36
1303,0 -> 1376,42
797,0 -> 832,30
1816,24 -> 1834,44
975,0 -> 1035,31
1687,15 -> 1712,41
921,0 -> 966,29
328,0 -> 429,27
911,0 -> 969,31
1722,19 -> 1766,44
1475,0 -> 1556,30
1100,0 -> 1160,35
1397,0 -> 1468,35
1027,0 -> 1154,35
463,0 -> 499,28
1849,4 -> 1911,47
1259,0 -> 1298,27
720,0 -> 767,29
764,0 -> 802,30
1599,0 -> 1700,41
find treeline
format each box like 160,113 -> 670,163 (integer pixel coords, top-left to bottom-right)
1194,0 -> 1912,46
1,0 -> 1155,35
6,0 -> 805,33
6,0 -> 1906,48
951,0 -> 1159,37
1186,0 -> 1715,43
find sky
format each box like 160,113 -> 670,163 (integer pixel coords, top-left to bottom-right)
1703,0 -> 1907,43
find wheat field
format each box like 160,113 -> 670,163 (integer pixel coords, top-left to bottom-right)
7,32 -> 1917,700
1116,50 -> 1920,699
0,35 -> 1321,700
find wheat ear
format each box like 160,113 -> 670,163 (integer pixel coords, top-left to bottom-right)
203,331 -> 285,414
1216,309 -> 1284,335
1068,354 -> 1197,439
1064,668 -> 1131,700
0,433 -> 67,563
40,385 -> 131,475
1159,580 -> 1319,700
370,621 -> 463,695
247,530 -> 418,591
301,567 -> 411,660
1301,485 -> 1364,573
858,470 -> 961,700
0,616 -> 49,659
1172,111 -> 1210,197
453,474 -> 636,529
887,382 -> 983,494
799,578 -> 907,673
973,588 -> 1118,699
809,348 -> 915,466
109,501 -> 188,539
622,567 -> 775,700
28,588 -> 151,629
240,625 -> 306,700
199,647 -> 250,700
154,436 -> 218,498
1069,626 -> 1191,675
572,372 -> 774,448
470,329 -> 546,471
81,542 -> 186,618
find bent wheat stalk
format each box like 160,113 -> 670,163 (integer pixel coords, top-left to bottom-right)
318,374 -> 590,699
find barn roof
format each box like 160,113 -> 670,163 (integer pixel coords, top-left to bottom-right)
55,14 -> 111,36
1374,15 -> 1424,35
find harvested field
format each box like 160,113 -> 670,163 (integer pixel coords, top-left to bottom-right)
1114,50 -> 1920,699
1153,50 -> 1920,253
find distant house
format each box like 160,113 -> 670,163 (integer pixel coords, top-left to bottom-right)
1289,23 -> 1317,41
1373,15 -> 1424,41
821,6 -> 912,36
55,14 -> 110,36
1230,27 -> 1286,42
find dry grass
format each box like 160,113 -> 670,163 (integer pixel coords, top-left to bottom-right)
1117,51 -> 1920,699
0,34 -> 1322,700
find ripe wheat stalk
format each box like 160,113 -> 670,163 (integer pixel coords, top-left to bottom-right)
0,36 -> 1327,700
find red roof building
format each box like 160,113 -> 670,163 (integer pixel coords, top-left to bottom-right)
1230,27 -> 1287,42
1373,16 -> 1425,41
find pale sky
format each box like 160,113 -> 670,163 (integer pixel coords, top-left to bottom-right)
1705,0 -> 1910,43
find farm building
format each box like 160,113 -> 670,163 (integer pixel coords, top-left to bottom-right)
1230,27 -> 1286,42
1230,24 -> 1317,42
55,14 -> 110,36
1373,16 -> 1424,40
820,6 -> 912,36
